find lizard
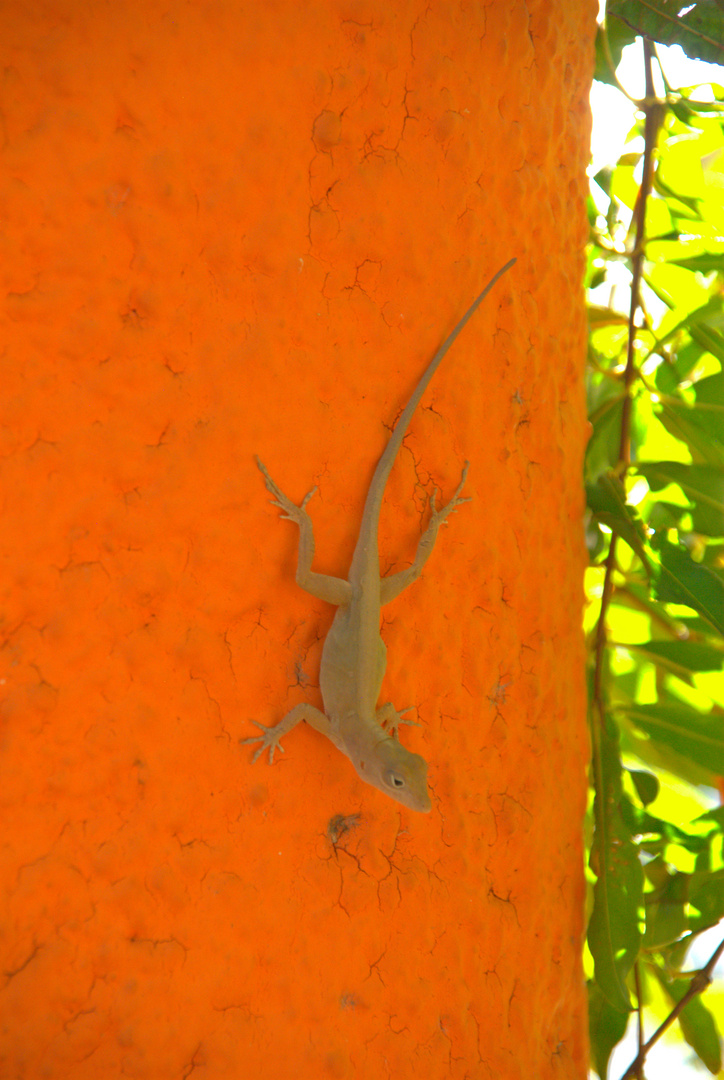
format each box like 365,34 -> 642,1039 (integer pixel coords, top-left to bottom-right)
243,257 -> 515,812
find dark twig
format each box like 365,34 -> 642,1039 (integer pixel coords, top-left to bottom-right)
590,37 -> 663,1069
633,961 -> 644,1080
590,44 -> 663,901
620,937 -> 724,1080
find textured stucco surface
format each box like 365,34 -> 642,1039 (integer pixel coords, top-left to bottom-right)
1,1 -> 596,1076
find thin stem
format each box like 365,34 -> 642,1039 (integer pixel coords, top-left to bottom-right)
620,937 -> 724,1080
592,41 -> 662,713
633,962 -> 644,1080
617,38 -> 660,471
590,39 -> 665,1069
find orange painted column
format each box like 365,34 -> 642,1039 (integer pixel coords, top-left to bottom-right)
1,2 -> 596,1077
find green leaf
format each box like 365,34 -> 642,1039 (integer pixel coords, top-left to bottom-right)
657,400 -> 724,469
628,768 -> 660,805
677,614 -> 724,638
653,538 -> 724,634
634,808 -> 710,855
643,867 -> 688,948
691,322 -> 724,368
656,295 -> 724,357
678,993 -> 722,1075
588,305 -> 629,329
586,474 -> 652,569
693,806 -> 724,832
626,639 -> 724,677
653,174 -> 702,219
655,339 -> 706,394
648,500 -> 689,530
620,790 -> 648,836
596,14 -> 640,86
585,63 -> 724,1077
589,708 -> 642,1012
614,581 -> 681,631
586,396 -> 626,479
688,869 -> 724,930
702,541 -> 724,570
586,513 -> 609,561
651,945 -> 723,1072
654,962 -> 724,1076
621,701 -> 724,776
607,0 -> 724,66
695,368 -> 724,408
670,253 -> 724,273
636,462 -> 724,537
588,980 -> 629,1078
620,713 -> 720,788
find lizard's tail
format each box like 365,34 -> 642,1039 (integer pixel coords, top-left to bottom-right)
354,256 -> 516,557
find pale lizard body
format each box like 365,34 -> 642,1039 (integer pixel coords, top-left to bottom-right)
244,258 -> 515,811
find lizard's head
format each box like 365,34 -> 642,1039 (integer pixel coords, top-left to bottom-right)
355,738 -> 432,812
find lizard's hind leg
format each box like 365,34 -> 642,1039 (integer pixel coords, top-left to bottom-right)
379,461 -> 471,605
241,702 -> 331,763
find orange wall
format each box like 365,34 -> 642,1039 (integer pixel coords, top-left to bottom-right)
1,2 -> 595,1077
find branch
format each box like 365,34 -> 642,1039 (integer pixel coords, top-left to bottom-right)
620,937 -> 724,1080
591,41 -> 662,782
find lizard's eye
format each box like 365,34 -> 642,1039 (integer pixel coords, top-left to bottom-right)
385,771 -> 405,789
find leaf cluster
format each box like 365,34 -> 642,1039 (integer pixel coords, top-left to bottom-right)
604,1 -> 724,70
586,16 -> 724,1079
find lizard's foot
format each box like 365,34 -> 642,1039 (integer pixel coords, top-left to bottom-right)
429,460 -> 471,526
256,457 -> 317,525
240,720 -> 287,764
377,703 -> 419,740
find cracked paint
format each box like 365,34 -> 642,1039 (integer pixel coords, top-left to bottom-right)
1,0 -> 594,1077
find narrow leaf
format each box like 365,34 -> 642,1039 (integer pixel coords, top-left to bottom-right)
588,980 -> 629,1079
636,461 -> 724,537
622,701 -> 724,776
628,768 -> 660,805
670,253 -> 724,273
695,369 -> 724,409
678,993 -> 722,1075
654,538 -> 724,634
650,956 -> 723,1073
588,305 -> 629,329
657,401 -> 724,469
689,870 -> 724,930
607,0 -> 724,66
626,639 -> 724,677
643,869 -> 688,949
589,707 -> 642,1012
586,475 -> 652,569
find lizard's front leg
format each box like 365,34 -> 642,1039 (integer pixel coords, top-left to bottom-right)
380,461 -> 471,605
256,457 -> 351,606
241,702 -> 331,763
376,702 -> 419,739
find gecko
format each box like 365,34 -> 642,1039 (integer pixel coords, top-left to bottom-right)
243,257 -> 515,812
